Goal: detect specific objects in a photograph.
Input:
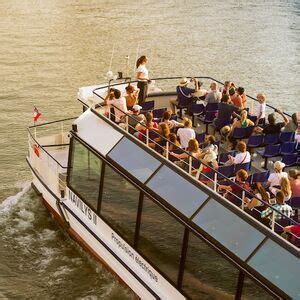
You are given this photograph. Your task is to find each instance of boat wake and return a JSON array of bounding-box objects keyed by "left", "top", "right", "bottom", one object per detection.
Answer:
[
  {"left": 0, "top": 182, "right": 31, "bottom": 214},
  {"left": 0, "top": 183, "right": 133, "bottom": 299}
]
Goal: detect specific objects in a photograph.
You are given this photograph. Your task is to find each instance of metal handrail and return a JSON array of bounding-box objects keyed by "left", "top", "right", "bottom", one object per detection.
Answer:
[
  {"left": 96, "top": 92, "right": 298, "bottom": 230},
  {"left": 27, "top": 118, "right": 71, "bottom": 169},
  {"left": 29, "top": 116, "right": 77, "bottom": 128},
  {"left": 92, "top": 76, "right": 292, "bottom": 117}
]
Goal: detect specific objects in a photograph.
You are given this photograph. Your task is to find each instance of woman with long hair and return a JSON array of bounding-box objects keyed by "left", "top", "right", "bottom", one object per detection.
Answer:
[
  {"left": 136, "top": 55, "right": 150, "bottom": 104},
  {"left": 125, "top": 84, "right": 140, "bottom": 110},
  {"left": 270, "top": 177, "right": 292, "bottom": 202}
]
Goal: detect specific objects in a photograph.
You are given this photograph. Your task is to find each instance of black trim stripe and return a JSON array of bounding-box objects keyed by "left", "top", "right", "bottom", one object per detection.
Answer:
[{"left": 26, "top": 158, "right": 162, "bottom": 300}]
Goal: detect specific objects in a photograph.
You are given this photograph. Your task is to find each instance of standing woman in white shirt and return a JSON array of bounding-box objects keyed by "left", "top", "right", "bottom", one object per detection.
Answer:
[{"left": 136, "top": 55, "right": 150, "bottom": 105}]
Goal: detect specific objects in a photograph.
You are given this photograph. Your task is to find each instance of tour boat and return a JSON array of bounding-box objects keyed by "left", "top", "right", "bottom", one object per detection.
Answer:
[{"left": 27, "top": 75, "right": 299, "bottom": 299}]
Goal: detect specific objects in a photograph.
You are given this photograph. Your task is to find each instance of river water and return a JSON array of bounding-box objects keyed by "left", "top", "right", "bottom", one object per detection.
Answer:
[{"left": 0, "top": 0, "right": 299, "bottom": 298}]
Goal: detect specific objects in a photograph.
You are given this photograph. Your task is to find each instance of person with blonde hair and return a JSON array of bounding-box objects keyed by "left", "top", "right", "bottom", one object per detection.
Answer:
[
  {"left": 176, "top": 118, "right": 195, "bottom": 149},
  {"left": 255, "top": 93, "right": 266, "bottom": 125},
  {"left": 267, "top": 161, "right": 288, "bottom": 187},
  {"left": 125, "top": 84, "right": 140, "bottom": 110},
  {"left": 270, "top": 177, "right": 292, "bottom": 202}
]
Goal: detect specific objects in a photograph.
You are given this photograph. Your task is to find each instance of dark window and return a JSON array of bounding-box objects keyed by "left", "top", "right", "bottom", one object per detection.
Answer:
[
  {"left": 242, "top": 275, "right": 274, "bottom": 299},
  {"left": 193, "top": 199, "right": 265, "bottom": 260},
  {"left": 107, "top": 137, "right": 161, "bottom": 183},
  {"left": 100, "top": 164, "right": 140, "bottom": 244},
  {"left": 137, "top": 196, "right": 184, "bottom": 283},
  {"left": 146, "top": 165, "right": 208, "bottom": 218},
  {"left": 182, "top": 231, "right": 239, "bottom": 299},
  {"left": 69, "top": 139, "right": 101, "bottom": 211},
  {"left": 248, "top": 239, "right": 300, "bottom": 299}
]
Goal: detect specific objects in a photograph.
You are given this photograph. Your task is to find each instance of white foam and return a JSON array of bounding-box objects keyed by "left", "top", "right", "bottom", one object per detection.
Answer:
[{"left": 0, "top": 182, "right": 31, "bottom": 214}]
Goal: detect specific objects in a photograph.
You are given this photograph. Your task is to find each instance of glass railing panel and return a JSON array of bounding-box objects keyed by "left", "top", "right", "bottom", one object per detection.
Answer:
[
  {"left": 146, "top": 165, "right": 208, "bottom": 218},
  {"left": 107, "top": 137, "right": 161, "bottom": 183},
  {"left": 137, "top": 196, "right": 184, "bottom": 283},
  {"left": 183, "top": 231, "right": 238, "bottom": 299},
  {"left": 193, "top": 199, "right": 265, "bottom": 260},
  {"left": 242, "top": 275, "right": 274, "bottom": 300},
  {"left": 248, "top": 239, "right": 300, "bottom": 299},
  {"left": 100, "top": 164, "right": 140, "bottom": 245}
]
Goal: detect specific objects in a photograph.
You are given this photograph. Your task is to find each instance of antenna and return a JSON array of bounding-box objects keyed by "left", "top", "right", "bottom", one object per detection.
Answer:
[
  {"left": 125, "top": 55, "right": 130, "bottom": 78},
  {"left": 106, "top": 44, "right": 115, "bottom": 80},
  {"left": 133, "top": 42, "right": 140, "bottom": 76}
]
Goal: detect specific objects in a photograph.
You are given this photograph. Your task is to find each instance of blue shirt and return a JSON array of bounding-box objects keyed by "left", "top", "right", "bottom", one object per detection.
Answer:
[{"left": 176, "top": 86, "right": 195, "bottom": 104}]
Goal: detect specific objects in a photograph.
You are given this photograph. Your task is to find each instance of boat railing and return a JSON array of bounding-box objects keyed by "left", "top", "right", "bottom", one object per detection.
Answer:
[
  {"left": 27, "top": 117, "right": 76, "bottom": 172},
  {"left": 92, "top": 93, "right": 299, "bottom": 245},
  {"left": 92, "top": 76, "right": 292, "bottom": 118}
]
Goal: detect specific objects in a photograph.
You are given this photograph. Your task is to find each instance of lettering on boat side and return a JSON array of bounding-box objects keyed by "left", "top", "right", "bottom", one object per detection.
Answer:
[
  {"left": 111, "top": 232, "right": 158, "bottom": 283},
  {"left": 68, "top": 190, "right": 97, "bottom": 225}
]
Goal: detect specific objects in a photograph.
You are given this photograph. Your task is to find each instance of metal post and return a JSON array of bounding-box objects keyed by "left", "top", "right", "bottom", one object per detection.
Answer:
[
  {"left": 61, "top": 121, "right": 64, "bottom": 144},
  {"left": 165, "top": 141, "right": 169, "bottom": 159},
  {"left": 241, "top": 191, "right": 245, "bottom": 210},
  {"left": 125, "top": 115, "right": 129, "bottom": 132},
  {"left": 271, "top": 211, "right": 275, "bottom": 232},
  {"left": 108, "top": 107, "right": 111, "bottom": 120},
  {"left": 188, "top": 156, "right": 192, "bottom": 174},
  {"left": 213, "top": 173, "right": 217, "bottom": 191},
  {"left": 250, "top": 99, "right": 254, "bottom": 115},
  {"left": 146, "top": 129, "right": 149, "bottom": 146}
]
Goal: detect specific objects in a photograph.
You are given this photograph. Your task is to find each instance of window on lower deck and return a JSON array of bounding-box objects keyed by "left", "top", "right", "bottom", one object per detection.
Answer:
[
  {"left": 137, "top": 196, "right": 184, "bottom": 284},
  {"left": 68, "top": 139, "right": 101, "bottom": 211},
  {"left": 182, "top": 231, "right": 239, "bottom": 299},
  {"left": 100, "top": 164, "right": 140, "bottom": 245}
]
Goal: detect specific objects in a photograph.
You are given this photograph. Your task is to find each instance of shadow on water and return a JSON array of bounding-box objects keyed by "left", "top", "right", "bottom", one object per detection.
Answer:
[{"left": 0, "top": 183, "right": 134, "bottom": 299}]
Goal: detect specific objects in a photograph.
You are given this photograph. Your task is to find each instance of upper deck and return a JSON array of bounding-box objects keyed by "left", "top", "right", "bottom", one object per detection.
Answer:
[{"left": 28, "top": 76, "right": 299, "bottom": 299}]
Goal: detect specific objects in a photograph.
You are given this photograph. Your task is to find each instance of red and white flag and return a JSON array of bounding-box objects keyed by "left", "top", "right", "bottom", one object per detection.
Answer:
[{"left": 33, "top": 106, "right": 41, "bottom": 122}]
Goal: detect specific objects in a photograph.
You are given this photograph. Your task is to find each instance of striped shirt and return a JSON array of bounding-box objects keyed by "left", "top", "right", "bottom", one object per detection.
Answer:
[{"left": 261, "top": 204, "right": 293, "bottom": 219}]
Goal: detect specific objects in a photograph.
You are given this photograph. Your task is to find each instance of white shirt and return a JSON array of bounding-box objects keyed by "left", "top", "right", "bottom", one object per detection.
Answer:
[
  {"left": 177, "top": 128, "right": 195, "bottom": 149},
  {"left": 234, "top": 151, "right": 251, "bottom": 164},
  {"left": 268, "top": 172, "right": 288, "bottom": 187},
  {"left": 257, "top": 102, "right": 266, "bottom": 119},
  {"left": 136, "top": 64, "right": 148, "bottom": 80},
  {"left": 107, "top": 97, "right": 127, "bottom": 122}
]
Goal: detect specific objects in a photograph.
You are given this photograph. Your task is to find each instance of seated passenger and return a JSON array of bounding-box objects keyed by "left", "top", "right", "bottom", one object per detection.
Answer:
[
  {"left": 255, "top": 93, "right": 266, "bottom": 125},
  {"left": 199, "top": 135, "right": 218, "bottom": 158},
  {"left": 135, "top": 112, "right": 159, "bottom": 140},
  {"left": 267, "top": 161, "right": 288, "bottom": 188},
  {"left": 282, "top": 112, "right": 298, "bottom": 133},
  {"left": 205, "top": 81, "right": 222, "bottom": 104},
  {"left": 159, "top": 110, "right": 183, "bottom": 131},
  {"left": 237, "top": 87, "right": 247, "bottom": 108},
  {"left": 221, "top": 81, "right": 232, "bottom": 95},
  {"left": 193, "top": 80, "right": 207, "bottom": 100},
  {"left": 255, "top": 111, "right": 288, "bottom": 135},
  {"left": 231, "top": 110, "right": 254, "bottom": 129},
  {"left": 245, "top": 183, "right": 270, "bottom": 211},
  {"left": 212, "top": 94, "right": 237, "bottom": 132},
  {"left": 225, "top": 141, "right": 251, "bottom": 165},
  {"left": 283, "top": 225, "right": 300, "bottom": 244},
  {"left": 288, "top": 169, "right": 300, "bottom": 197},
  {"left": 195, "top": 150, "right": 218, "bottom": 182},
  {"left": 171, "top": 138, "right": 201, "bottom": 161},
  {"left": 261, "top": 190, "right": 293, "bottom": 222},
  {"left": 169, "top": 78, "right": 197, "bottom": 114},
  {"left": 126, "top": 105, "right": 145, "bottom": 134},
  {"left": 229, "top": 87, "right": 243, "bottom": 109},
  {"left": 104, "top": 88, "right": 128, "bottom": 123},
  {"left": 218, "top": 169, "right": 250, "bottom": 207},
  {"left": 153, "top": 123, "right": 170, "bottom": 150},
  {"left": 225, "top": 110, "right": 254, "bottom": 149},
  {"left": 168, "top": 133, "right": 181, "bottom": 151},
  {"left": 177, "top": 118, "right": 196, "bottom": 149},
  {"left": 270, "top": 177, "right": 292, "bottom": 202},
  {"left": 125, "top": 84, "right": 140, "bottom": 110}
]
